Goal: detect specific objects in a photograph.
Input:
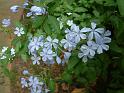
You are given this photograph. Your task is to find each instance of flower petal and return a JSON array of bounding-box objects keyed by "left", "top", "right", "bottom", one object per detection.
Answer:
[
  {"left": 91, "top": 22, "right": 96, "bottom": 29},
  {"left": 88, "top": 32, "right": 94, "bottom": 40}
]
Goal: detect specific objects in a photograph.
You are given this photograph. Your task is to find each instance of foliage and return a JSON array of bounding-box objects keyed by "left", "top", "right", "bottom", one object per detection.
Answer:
[{"left": 0, "top": 0, "right": 124, "bottom": 93}]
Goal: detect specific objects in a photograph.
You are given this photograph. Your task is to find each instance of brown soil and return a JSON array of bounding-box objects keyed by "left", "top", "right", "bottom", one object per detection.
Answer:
[{"left": 0, "top": 0, "right": 23, "bottom": 93}]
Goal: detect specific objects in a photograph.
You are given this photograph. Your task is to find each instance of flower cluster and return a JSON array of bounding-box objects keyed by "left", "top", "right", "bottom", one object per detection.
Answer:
[
  {"left": 28, "top": 35, "right": 72, "bottom": 65},
  {"left": 10, "top": 0, "right": 47, "bottom": 18},
  {"left": 61, "top": 23, "right": 86, "bottom": 51},
  {"left": 21, "top": 75, "right": 49, "bottom": 93},
  {"left": 28, "top": 21, "right": 111, "bottom": 64},
  {"left": 78, "top": 22, "right": 111, "bottom": 62},
  {"left": 0, "top": 47, "right": 15, "bottom": 60},
  {"left": 27, "top": 6, "right": 47, "bottom": 17}
]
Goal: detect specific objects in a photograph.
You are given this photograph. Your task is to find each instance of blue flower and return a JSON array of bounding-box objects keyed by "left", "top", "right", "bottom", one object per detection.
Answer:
[
  {"left": 21, "top": 78, "right": 28, "bottom": 88},
  {"left": 61, "top": 34, "right": 77, "bottom": 51},
  {"left": 0, "top": 47, "right": 8, "bottom": 60},
  {"left": 26, "top": 12, "right": 32, "bottom": 17},
  {"left": 2, "top": 19, "right": 11, "bottom": 27},
  {"left": 40, "top": 48, "right": 56, "bottom": 62},
  {"left": 65, "top": 24, "right": 86, "bottom": 43},
  {"left": 67, "top": 20, "right": 73, "bottom": 26},
  {"left": 14, "top": 27, "right": 25, "bottom": 37},
  {"left": 56, "top": 56, "right": 61, "bottom": 64},
  {"left": 28, "top": 76, "right": 40, "bottom": 91},
  {"left": 78, "top": 41, "right": 97, "bottom": 62},
  {"left": 10, "top": 5, "right": 20, "bottom": 13},
  {"left": 31, "top": 55, "right": 41, "bottom": 65},
  {"left": 95, "top": 30, "right": 111, "bottom": 54},
  {"left": 21, "top": 76, "right": 45, "bottom": 93},
  {"left": 27, "top": 6, "right": 47, "bottom": 17},
  {"left": 57, "top": 17, "right": 63, "bottom": 29},
  {"left": 22, "top": 70, "right": 29, "bottom": 75},
  {"left": 22, "top": 0, "right": 29, "bottom": 8},
  {"left": 10, "top": 48, "right": 15, "bottom": 56},
  {"left": 1, "top": 47, "right": 8, "bottom": 53},
  {"left": 44, "top": 36, "right": 59, "bottom": 49},
  {"left": 0, "top": 55, "right": 6, "bottom": 60},
  {"left": 81, "top": 22, "right": 104, "bottom": 40},
  {"left": 63, "top": 52, "right": 71, "bottom": 62},
  {"left": 28, "top": 36, "right": 44, "bottom": 55}
]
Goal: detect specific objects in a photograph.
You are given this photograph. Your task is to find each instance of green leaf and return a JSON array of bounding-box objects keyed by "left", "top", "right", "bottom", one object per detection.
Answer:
[
  {"left": 48, "top": 79, "right": 55, "bottom": 92},
  {"left": 74, "top": 63, "right": 88, "bottom": 75},
  {"left": 74, "top": 7, "right": 87, "bottom": 13},
  {"left": 32, "top": 16, "right": 46, "bottom": 29},
  {"left": 93, "top": 10, "right": 100, "bottom": 17},
  {"left": 67, "top": 51, "right": 79, "bottom": 70},
  {"left": 12, "top": 38, "right": 22, "bottom": 53},
  {"left": 62, "top": 71, "right": 72, "bottom": 84},
  {"left": 33, "top": 0, "right": 54, "bottom": 6},
  {"left": 117, "top": 90, "right": 124, "bottom": 93},
  {"left": 85, "top": 67, "right": 96, "bottom": 83},
  {"left": 117, "top": 0, "right": 124, "bottom": 16},
  {"left": 20, "top": 54, "right": 28, "bottom": 62},
  {"left": 15, "top": 41, "right": 21, "bottom": 53},
  {"left": 45, "top": 15, "right": 61, "bottom": 37},
  {"left": 0, "top": 63, "right": 14, "bottom": 80},
  {"left": 110, "top": 41, "right": 124, "bottom": 53},
  {"left": 120, "top": 58, "right": 124, "bottom": 71},
  {"left": 43, "top": 19, "right": 52, "bottom": 35},
  {"left": 13, "top": 20, "right": 23, "bottom": 27},
  {"left": 66, "top": 0, "right": 75, "bottom": 5},
  {"left": 95, "top": 0, "right": 115, "bottom": 6}
]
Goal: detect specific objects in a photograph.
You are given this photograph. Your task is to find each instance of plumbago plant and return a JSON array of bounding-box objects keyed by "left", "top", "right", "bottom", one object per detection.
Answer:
[{"left": 0, "top": 0, "right": 124, "bottom": 93}]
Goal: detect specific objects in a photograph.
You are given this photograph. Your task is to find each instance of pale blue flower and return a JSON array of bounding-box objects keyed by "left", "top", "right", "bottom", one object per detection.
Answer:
[
  {"left": 78, "top": 54, "right": 93, "bottom": 63},
  {"left": 44, "top": 36, "right": 59, "bottom": 49},
  {"left": 27, "top": 6, "right": 47, "bottom": 17},
  {"left": 67, "top": 20, "right": 73, "bottom": 26},
  {"left": 21, "top": 78, "right": 28, "bottom": 88},
  {"left": 78, "top": 41, "right": 97, "bottom": 62},
  {"left": 29, "top": 76, "right": 40, "bottom": 91},
  {"left": 22, "top": 70, "right": 29, "bottom": 75},
  {"left": 81, "top": 22, "right": 104, "bottom": 40},
  {"left": 61, "top": 34, "right": 77, "bottom": 51},
  {"left": 30, "top": 87, "right": 41, "bottom": 93},
  {"left": 45, "top": 89, "right": 51, "bottom": 93},
  {"left": 10, "top": 5, "right": 20, "bottom": 13},
  {"left": 20, "top": 76, "right": 45, "bottom": 93},
  {"left": 28, "top": 36, "right": 44, "bottom": 54},
  {"left": 95, "top": 30, "right": 111, "bottom": 54},
  {"left": 102, "top": 30, "right": 111, "bottom": 37},
  {"left": 95, "top": 37, "right": 111, "bottom": 54},
  {"left": 2, "top": 19, "right": 11, "bottom": 27},
  {"left": 57, "top": 17, "right": 63, "bottom": 29},
  {"left": 0, "top": 55, "right": 6, "bottom": 60},
  {"left": 31, "top": 55, "right": 41, "bottom": 65},
  {"left": 14, "top": 27, "right": 25, "bottom": 37},
  {"left": 65, "top": 24, "right": 86, "bottom": 43},
  {"left": 30, "top": 86, "right": 43, "bottom": 93},
  {"left": 63, "top": 52, "right": 71, "bottom": 62},
  {"left": 67, "top": 13, "right": 72, "bottom": 15},
  {"left": 22, "top": 0, "right": 29, "bottom": 8},
  {"left": 56, "top": 56, "right": 61, "bottom": 64},
  {"left": 10, "top": 48, "right": 15, "bottom": 56},
  {"left": 26, "top": 12, "right": 32, "bottom": 17},
  {"left": 1, "top": 47, "right": 8, "bottom": 53},
  {"left": 0, "top": 47, "right": 7, "bottom": 59},
  {"left": 40, "top": 48, "right": 56, "bottom": 62}
]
